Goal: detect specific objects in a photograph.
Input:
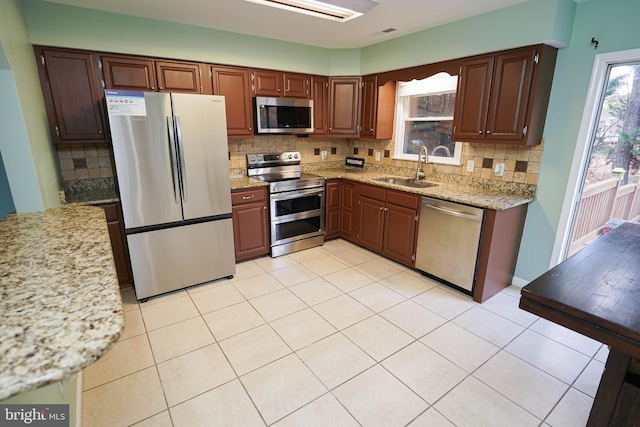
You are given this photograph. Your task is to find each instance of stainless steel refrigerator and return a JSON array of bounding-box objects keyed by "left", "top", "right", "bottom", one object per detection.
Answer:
[{"left": 105, "top": 90, "right": 235, "bottom": 300}]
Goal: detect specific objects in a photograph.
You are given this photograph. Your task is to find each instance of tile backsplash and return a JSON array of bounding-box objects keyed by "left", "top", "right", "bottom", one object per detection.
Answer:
[
  {"left": 57, "top": 144, "right": 114, "bottom": 181},
  {"left": 56, "top": 136, "right": 543, "bottom": 187}
]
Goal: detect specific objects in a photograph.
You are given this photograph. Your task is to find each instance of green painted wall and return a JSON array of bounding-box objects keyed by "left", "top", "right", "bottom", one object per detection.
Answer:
[
  {"left": 360, "top": 0, "right": 575, "bottom": 74},
  {"left": 515, "top": 0, "right": 640, "bottom": 281},
  {"left": 0, "top": 0, "right": 60, "bottom": 213},
  {"left": 23, "top": 0, "right": 336, "bottom": 75}
]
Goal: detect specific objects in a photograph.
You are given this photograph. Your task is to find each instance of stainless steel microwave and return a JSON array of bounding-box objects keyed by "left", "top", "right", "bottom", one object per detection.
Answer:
[{"left": 253, "top": 96, "right": 314, "bottom": 134}]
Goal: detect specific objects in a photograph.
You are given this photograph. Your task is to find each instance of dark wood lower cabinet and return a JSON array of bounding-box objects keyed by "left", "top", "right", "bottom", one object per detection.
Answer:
[
  {"left": 325, "top": 180, "right": 341, "bottom": 239},
  {"left": 232, "top": 188, "right": 269, "bottom": 262},
  {"left": 355, "top": 183, "right": 419, "bottom": 267},
  {"left": 98, "top": 202, "right": 133, "bottom": 287}
]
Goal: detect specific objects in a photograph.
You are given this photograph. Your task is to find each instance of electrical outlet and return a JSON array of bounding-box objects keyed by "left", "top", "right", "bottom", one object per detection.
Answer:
[
  {"left": 375, "top": 151, "right": 381, "bottom": 161},
  {"left": 494, "top": 162, "right": 505, "bottom": 176},
  {"left": 466, "top": 160, "right": 474, "bottom": 172},
  {"left": 321, "top": 150, "right": 327, "bottom": 160}
]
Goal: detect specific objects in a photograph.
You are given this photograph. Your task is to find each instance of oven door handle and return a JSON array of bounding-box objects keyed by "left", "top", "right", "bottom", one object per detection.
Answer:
[{"left": 269, "top": 187, "right": 324, "bottom": 201}]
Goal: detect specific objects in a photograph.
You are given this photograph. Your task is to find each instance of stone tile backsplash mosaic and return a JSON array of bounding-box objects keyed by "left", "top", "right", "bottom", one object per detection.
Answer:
[{"left": 56, "top": 136, "right": 543, "bottom": 187}]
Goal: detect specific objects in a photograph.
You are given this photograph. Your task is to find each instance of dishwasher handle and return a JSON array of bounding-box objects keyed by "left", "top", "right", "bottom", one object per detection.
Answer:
[{"left": 423, "top": 202, "right": 483, "bottom": 221}]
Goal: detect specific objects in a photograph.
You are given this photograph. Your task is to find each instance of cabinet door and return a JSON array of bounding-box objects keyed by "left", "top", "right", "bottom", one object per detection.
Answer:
[
  {"left": 232, "top": 189, "right": 269, "bottom": 262},
  {"left": 212, "top": 66, "right": 254, "bottom": 137},
  {"left": 360, "top": 75, "right": 377, "bottom": 138},
  {"left": 155, "top": 60, "right": 202, "bottom": 93},
  {"left": 35, "top": 47, "right": 108, "bottom": 144},
  {"left": 325, "top": 181, "right": 341, "bottom": 239},
  {"left": 100, "top": 203, "right": 133, "bottom": 285},
  {"left": 329, "top": 77, "right": 361, "bottom": 137},
  {"left": 452, "top": 56, "right": 494, "bottom": 141},
  {"left": 340, "top": 182, "right": 355, "bottom": 238},
  {"left": 233, "top": 202, "right": 269, "bottom": 261},
  {"left": 383, "top": 203, "right": 417, "bottom": 266},
  {"left": 102, "top": 55, "right": 156, "bottom": 91},
  {"left": 284, "top": 72, "right": 309, "bottom": 98},
  {"left": 485, "top": 48, "right": 536, "bottom": 141},
  {"left": 357, "top": 196, "right": 385, "bottom": 252},
  {"left": 311, "top": 75, "right": 329, "bottom": 135},
  {"left": 253, "top": 69, "right": 283, "bottom": 97}
]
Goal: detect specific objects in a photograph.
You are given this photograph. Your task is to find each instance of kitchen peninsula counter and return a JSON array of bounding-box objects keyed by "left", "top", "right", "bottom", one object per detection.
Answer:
[{"left": 0, "top": 206, "right": 124, "bottom": 400}]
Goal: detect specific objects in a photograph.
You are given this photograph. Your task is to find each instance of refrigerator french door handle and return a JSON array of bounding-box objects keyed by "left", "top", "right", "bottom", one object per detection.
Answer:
[
  {"left": 166, "top": 116, "right": 180, "bottom": 204},
  {"left": 174, "top": 116, "right": 188, "bottom": 202}
]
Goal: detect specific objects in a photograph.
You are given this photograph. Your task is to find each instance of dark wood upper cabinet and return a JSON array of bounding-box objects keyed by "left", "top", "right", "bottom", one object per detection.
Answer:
[
  {"left": 101, "top": 55, "right": 156, "bottom": 91},
  {"left": 211, "top": 65, "right": 253, "bottom": 137},
  {"left": 252, "top": 69, "right": 309, "bottom": 98},
  {"left": 452, "top": 56, "right": 494, "bottom": 141},
  {"left": 155, "top": 60, "right": 204, "bottom": 94},
  {"left": 328, "top": 77, "right": 361, "bottom": 137},
  {"left": 452, "top": 44, "right": 557, "bottom": 145},
  {"left": 34, "top": 46, "right": 108, "bottom": 144},
  {"left": 360, "top": 75, "right": 396, "bottom": 139},
  {"left": 283, "top": 72, "right": 309, "bottom": 98},
  {"left": 311, "top": 75, "right": 329, "bottom": 135},
  {"left": 252, "top": 69, "right": 282, "bottom": 97}
]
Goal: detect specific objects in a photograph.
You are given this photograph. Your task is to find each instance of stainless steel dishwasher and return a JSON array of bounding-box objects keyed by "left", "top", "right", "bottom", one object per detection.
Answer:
[{"left": 415, "top": 197, "right": 484, "bottom": 293}]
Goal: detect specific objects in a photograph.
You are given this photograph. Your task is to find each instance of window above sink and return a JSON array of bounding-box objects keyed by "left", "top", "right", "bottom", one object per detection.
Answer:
[{"left": 393, "top": 73, "right": 462, "bottom": 166}]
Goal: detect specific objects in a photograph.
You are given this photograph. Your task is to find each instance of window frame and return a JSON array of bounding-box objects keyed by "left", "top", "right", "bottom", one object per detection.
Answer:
[{"left": 393, "top": 73, "right": 462, "bottom": 166}]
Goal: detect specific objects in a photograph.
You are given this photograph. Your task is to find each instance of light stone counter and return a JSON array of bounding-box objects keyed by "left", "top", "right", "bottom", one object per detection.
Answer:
[
  {"left": 229, "top": 166, "right": 535, "bottom": 211},
  {"left": 0, "top": 206, "right": 124, "bottom": 400}
]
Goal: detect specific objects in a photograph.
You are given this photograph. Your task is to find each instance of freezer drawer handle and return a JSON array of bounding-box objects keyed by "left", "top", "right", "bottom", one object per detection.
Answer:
[
  {"left": 166, "top": 116, "right": 180, "bottom": 204},
  {"left": 174, "top": 116, "right": 188, "bottom": 202},
  {"left": 423, "top": 203, "right": 482, "bottom": 221}
]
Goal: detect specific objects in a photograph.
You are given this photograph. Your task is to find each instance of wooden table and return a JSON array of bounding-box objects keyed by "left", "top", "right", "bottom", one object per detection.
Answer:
[{"left": 519, "top": 222, "right": 640, "bottom": 426}]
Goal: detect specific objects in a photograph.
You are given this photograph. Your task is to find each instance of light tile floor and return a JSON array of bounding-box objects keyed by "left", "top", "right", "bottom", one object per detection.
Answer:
[{"left": 82, "top": 239, "right": 606, "bottom": 427}]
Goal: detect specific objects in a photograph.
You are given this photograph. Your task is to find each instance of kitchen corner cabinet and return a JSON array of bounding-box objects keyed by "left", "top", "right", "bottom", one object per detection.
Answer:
[
  {"left": 231, "top": 188, "right": 269, "bottom": 262},
  {"left": 98, "top": 202, "right": 133, "bottom": 287},
  {"left": 360, "top": 75, "right": 396, "bottom": 139},
  {"left": 252, "top": 69, "right": 310, "bottom": 98},
  {"left": 211, "top": 66, "right": 254, "bottom": 137},
  {"left": 325, "top": 180, "right": 341, "bottom": 239},
  {"left": 311, "top": 75, "right": 329, "bottom": 135},
  {"left": 452, "top": 44, "right": 557, "bottom": 145},
  {"left": 102, "top": 54, "right": 208, "bottom": 94},
  {"left": 328, "top": 77, "right": 361, "bottom": 137},
  {"left": 355, "top": 183, "right": 419, "bottom": 267},
  {"left": 34, "top": 46, "right": 108, "bottom": 144}
]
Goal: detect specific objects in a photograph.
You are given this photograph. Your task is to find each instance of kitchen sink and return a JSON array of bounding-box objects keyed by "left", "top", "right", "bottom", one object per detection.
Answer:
[{"left": 374, "top": 177, "right": 438, "bottom": 188}]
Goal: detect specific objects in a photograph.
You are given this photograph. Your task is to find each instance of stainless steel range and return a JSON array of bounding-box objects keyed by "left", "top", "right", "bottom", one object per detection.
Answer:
[{"left": 247, "top": 152, "right": 325, "bottom": 257}]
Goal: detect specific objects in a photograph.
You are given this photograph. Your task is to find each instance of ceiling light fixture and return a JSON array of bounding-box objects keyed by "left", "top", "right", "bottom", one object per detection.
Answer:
[{"left": 246, "top": 0, "right": 379, "bottom": 22}]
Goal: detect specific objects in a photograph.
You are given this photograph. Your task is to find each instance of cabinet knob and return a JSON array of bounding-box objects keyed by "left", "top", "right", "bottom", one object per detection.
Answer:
[
  {"left": 263, "top": 206, "right": 266, "bottom": 210},
  {"left": 248, "top": 127, "right": 252, "bottom": 131},
  {"left": 151, "top": 86, "right": 155, "bottom": 90},
  {"left": 159, "top": 86, "right": 164, "bottom": 90},
  {"left": 486, "top": 130, "right": 491, "bottom": 134},
  {"left": 277, "top": 89, "right": 281, "bottom": 92},
  {"left": 478, "top": 131, "right": 482, "bottom": 134},
  {"left": 370, "top": 128, "right": 373, "bottom": 132},
  {"left": 379, "top": 207, "right": 383, "bottom": 211},
  {"left": 98, "top": 130, "right": 103, "bottom": 134}
]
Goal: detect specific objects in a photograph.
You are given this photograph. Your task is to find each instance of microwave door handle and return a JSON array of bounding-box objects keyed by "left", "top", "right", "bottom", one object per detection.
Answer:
[
  {"left": 174, "top": 116, "right": 188, "bottom": 202},
  {"left": 166, "top": 116, "right": 180, "bottom": 204}
]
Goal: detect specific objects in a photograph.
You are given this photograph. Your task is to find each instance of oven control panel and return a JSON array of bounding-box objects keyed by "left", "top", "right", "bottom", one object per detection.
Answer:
[{"left": 247, "top": 152, "right": 301, "bottom": 168}]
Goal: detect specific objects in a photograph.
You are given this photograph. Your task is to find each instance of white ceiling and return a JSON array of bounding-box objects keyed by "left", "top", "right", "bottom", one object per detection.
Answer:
[{"left": 42, "top": 0, "right": 531, "bottom": 49}]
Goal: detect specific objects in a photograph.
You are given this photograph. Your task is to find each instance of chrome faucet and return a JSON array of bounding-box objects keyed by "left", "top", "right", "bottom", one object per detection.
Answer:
[{"left": 416, "top": 145, "right": 428, "bottom": 181}]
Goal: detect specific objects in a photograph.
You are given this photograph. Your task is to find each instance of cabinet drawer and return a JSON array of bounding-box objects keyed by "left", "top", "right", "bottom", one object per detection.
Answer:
[
  {"left": 232, "top": 188, "right": 266, "bottom": 205},
  {"left": 386, "top": 190, "right": 419, "bottom": 210},
  {"left": 359, "top": 184, "right": 385, "bottom": 201}
]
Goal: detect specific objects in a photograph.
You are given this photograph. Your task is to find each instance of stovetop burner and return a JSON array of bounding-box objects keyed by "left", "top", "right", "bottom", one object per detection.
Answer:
[{"left": 247, "top": 152, "right": 324, "bottom": 193}]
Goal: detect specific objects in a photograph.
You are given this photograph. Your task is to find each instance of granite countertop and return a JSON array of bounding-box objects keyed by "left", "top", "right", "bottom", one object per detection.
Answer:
[
  {"left": 0, "top": 206, "right": 124, "bottom": 400},
  {"left": 229, "top": 167, "right": 535, "bottom": 211}
]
